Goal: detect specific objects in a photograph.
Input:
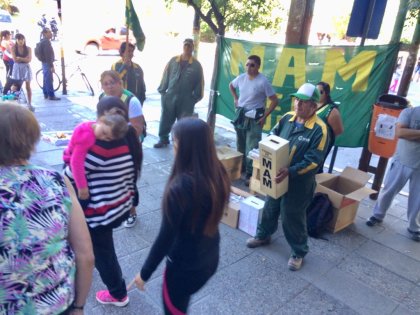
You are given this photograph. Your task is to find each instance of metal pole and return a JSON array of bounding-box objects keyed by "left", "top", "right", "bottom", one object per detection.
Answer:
[{"left": 56, "top": 0, "right": 67, "bottom": 95}]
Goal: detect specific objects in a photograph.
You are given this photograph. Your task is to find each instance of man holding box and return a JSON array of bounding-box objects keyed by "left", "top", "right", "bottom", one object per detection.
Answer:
[
  {"left": 229, "top": 55, "right": 278, "bottom": 185},
  {"left": 246, "top": 83, "right": 329, "bottom": 271},
  {"left": 366, "top": 106, "right": 420, "bottom": 242}
]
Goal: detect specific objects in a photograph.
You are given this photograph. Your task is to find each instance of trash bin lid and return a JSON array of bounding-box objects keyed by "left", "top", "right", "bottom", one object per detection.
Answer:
[{"left": 377, "top": 94, "right": 408, "bottom": 109}]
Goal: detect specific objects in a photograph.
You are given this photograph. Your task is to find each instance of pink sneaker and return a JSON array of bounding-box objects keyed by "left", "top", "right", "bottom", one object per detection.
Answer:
[{"left": 96, "top": 290, "right": 129, "bottom": 307}]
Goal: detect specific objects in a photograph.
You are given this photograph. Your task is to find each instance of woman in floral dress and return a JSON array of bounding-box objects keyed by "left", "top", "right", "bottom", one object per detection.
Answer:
[{"left": 0, "top": 104, "right": 94, "bottom": 314}]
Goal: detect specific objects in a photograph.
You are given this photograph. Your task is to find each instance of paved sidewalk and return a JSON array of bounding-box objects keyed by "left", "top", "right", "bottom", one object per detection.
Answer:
[{"left": 29, "top": 91, "right": 420, "bottom": 315}]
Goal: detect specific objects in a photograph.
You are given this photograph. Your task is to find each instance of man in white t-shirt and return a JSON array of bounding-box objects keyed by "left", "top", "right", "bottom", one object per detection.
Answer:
[
  {"left": 229, "top": 55, "right": 278, "bottom": 185},
  {"left": 366, "top": 106, "right": 420, "bottom": 242}
]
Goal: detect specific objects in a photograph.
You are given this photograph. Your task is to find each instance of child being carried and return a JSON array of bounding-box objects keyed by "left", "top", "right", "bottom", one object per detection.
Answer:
[{"left": 63, "top": 108, "right": 128, "bottom": 201}]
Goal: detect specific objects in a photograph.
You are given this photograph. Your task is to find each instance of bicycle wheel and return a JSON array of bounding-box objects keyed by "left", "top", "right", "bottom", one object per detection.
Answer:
[
  {"left": 35, "top": 69, "right": 61, "bottom": 92},
  {"left": 81, "top": 73, "right": 95, "bottom": 96}
]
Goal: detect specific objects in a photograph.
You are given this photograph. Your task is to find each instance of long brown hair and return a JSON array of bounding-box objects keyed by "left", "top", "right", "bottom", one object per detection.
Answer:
[{"left": 163, "top": 118, "right": 230, "bottom": 236}]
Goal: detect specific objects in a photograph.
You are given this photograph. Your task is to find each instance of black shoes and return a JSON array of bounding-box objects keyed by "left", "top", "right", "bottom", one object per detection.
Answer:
[
  {"left": 407, "top": 228, "right": 420, "bottom": 242},
  {"left": 48, "top": 96, "right": 61, "bottom": 101},
  {"left": 366, "top": 216, "right": 382, "bottom": 227},
  {"left": 153, "top": 140, "right": 169, "bottom": 148},
  {"left": 246, "top": 236, "right": 271, "bottom": 248}
]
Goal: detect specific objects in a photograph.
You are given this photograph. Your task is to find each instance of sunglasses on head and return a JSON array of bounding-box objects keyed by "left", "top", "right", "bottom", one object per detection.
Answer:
[{"left": 246, "top": 63, "right": 256, "bottom": 68}]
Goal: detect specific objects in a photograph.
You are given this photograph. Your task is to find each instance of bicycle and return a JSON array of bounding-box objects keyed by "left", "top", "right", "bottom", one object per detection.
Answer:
[{"left": 36, "top": 60, "right": 95, "bottom": 96}]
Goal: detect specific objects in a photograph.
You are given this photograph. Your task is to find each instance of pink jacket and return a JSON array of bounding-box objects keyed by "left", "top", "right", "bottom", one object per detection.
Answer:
[{"left": 63, "top": 121, "right": 96, "bottom": 189}]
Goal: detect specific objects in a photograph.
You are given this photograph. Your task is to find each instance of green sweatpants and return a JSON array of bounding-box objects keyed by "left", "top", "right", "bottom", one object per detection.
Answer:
[
  {"left": 256, "top": 176, "right": 315, "bottom": 258},
  {"left": 235, "top": 119, "right": 262, "bottom": 177},
  {"left": 158, "top": 93, "right": 195, "bottom": 142}
]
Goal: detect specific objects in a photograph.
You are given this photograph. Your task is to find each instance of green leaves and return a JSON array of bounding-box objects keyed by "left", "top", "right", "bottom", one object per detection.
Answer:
[{"left": 165, "top": 0, "right": 285, "bottom": 36}]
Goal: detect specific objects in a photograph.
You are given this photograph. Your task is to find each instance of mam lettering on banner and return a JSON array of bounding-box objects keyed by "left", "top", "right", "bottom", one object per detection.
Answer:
[{"left": 217, "top": 37, "right": 399, "bottom": 147}]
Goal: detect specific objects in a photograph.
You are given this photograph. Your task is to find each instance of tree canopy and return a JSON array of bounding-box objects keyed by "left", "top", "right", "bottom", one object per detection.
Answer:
[{"left": 165, "top": 0, "right": 285, "bottom": 36}]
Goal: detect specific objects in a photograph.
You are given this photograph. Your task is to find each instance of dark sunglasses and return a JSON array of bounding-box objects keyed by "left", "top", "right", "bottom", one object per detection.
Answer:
[{"left": 246, "top": 63, "right": 256, "bottom": 68}]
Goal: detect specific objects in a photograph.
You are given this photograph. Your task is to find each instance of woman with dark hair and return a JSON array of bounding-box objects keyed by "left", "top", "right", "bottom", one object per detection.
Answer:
[
  {"left": 0, "top": 104, "right": 94, "bottom": 314},
  {"left": 316, "top": 81, "right": 344, "bottom": 172},
  {"left": 64, "top": 96, "right": 141, "bottom": 308},
  {"left": 11, "top": 33, "right": 34, "bottom": 111},
  {"left": 133, "top": 117, "right": 231, "bottom": 314},
  {"left": 100, "top": 70, "right": 146, "bottom": 228}
]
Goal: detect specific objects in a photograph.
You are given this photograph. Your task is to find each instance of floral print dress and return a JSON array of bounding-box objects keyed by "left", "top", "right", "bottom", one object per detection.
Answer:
[{"left": 0, "top": 165, "right": 76, "bottom": 315}]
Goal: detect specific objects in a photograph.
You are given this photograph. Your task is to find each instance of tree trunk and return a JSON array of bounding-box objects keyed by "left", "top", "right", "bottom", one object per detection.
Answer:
[
  {"left": 398, "top": 11, "right": 420, "bottom": 96},
  {"left": 193, "top": 11, "right": 200, "bottom": 58},
  {"left": 285, "top": 0, "right": 315, "bottom": 45}
]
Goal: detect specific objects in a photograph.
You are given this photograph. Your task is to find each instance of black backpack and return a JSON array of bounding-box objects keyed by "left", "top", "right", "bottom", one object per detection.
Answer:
[
  {"left": 34, "top": 42, "right": 44, "bottom": 62},
  {"left": 306, "top": 192, "right": 333, "bottom": 239}
]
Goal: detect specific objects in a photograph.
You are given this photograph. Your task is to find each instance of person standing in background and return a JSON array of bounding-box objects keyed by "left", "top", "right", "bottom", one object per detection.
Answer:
[
  {"left": 229, "top": 55, "right": 278, "bottom": 185},
  {"left": 11, "top": 33, "right": 34, "bottom": 111},
  {"left": 112, "top": 42, "right": 146, "bottom": 105},
  {"left": 366, "top": 106, "right": 420, "bottom": 242},
  {"left": 316, "top": 82, "right": 343, "bottom": 173},
  {"left": 154, "top": 38, "right": 204, "bottom": 148},
  {"left": 1, "top": 30, "right": 14, "bottom": 79},
  {"left": 38, "top": 27, "right": 60, "bottom": 100}
]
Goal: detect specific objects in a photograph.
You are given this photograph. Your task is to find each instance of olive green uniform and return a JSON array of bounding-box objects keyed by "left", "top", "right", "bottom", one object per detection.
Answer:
[
  {"left": 256, "top": 111, "right": 329, "bottom": 257},
  {"left": 157, "top": 55, "right": 204, "bottom": 142}
]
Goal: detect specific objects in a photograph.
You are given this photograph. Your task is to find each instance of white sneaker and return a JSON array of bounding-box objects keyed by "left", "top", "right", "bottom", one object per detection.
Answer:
[{"left": 124, "top": 214, "right": 137, "bottom": 228}]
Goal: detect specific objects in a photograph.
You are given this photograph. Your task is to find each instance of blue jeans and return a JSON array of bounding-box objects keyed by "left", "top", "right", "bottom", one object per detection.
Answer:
[{"left": 42, "top": 62, "right": 55, "bottom": 97}]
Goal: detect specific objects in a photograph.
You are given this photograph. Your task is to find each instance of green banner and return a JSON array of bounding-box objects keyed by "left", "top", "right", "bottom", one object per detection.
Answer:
[{"left": 214, "top": 37, "right": 399, "bottom": 147}]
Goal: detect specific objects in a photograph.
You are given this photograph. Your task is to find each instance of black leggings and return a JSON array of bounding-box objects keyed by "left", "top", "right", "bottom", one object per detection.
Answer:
[
  {"left": 3, "top": 59, "right": 13, "bottom": 78},
  {"left": 89, "top": 226, "right": 127, "bottom": 299},
  {"left": 162, "top": 262, "right": 217, "bottom": 314}
]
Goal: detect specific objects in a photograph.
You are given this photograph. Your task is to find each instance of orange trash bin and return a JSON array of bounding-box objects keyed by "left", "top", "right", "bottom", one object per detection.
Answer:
[{"left": 368, "top": 94, "right": 408, "bottom": 158}]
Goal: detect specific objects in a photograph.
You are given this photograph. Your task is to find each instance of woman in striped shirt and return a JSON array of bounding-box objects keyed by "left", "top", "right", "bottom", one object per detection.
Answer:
[{"left": 64, "top": 96, "right": 141, "bottom": 308}]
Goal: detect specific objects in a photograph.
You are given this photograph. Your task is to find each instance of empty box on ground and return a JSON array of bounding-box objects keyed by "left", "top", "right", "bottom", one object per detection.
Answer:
[
  {"left": 315, "top": 167, "right": 376, "bottom": 233},
  {"left": 216, "top": 146, "right": 243, "bottom": 181},
  {"left": 221, "top": 186, "right": 253, "bottom": 228},
  {"left": 259, "top": 135, "right": 289, "bottom": 198},
  {"left": 238, "top": 196, "right": 265, "bottom": 236}
]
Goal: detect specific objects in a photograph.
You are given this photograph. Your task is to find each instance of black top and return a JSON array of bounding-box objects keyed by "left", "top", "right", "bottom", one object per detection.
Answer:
[
  {"left": 140, "top": 174, "right": 220, "bottom": 281},
  {"left": 39, "top": 38, "right": 54, "bottom": 66}
]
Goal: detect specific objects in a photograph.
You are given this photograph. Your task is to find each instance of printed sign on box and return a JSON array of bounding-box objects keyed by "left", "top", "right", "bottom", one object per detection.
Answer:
[{"left": 259, "top": 135, "right": 289, "bottom": 198}]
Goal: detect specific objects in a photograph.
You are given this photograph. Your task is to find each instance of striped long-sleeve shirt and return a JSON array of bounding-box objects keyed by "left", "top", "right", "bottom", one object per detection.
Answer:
[{"left": 64, "top": 138, "right": 136, "bottom": 228}]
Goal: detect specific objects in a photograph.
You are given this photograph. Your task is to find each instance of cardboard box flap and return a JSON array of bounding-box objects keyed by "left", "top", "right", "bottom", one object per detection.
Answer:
[
  {"left": 315, "top": 183, "right": 344, "bottom": 209},
  {"left": 315, "top": 173, "right": 335, "bottom": 184},
  {"left": 340, "top": 167, "right": 372, "bottom": 186},
  {"left": 346, "top": 186, "right": 376, "bottom": 201},
  {"left": 217, "top": 146, "right": 242, "bottom": 159}
]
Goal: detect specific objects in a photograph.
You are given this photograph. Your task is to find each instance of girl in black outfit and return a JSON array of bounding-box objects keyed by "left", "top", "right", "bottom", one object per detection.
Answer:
[{"left": 133, "top": 117, "right": 231, "bottom": 314}]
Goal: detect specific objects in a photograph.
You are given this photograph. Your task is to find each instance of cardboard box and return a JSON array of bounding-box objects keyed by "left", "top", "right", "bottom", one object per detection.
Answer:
[
  {"left": 315, "top": 167, "right": 376, "bottom": 233},
  {"left": 221, "top": 186, "right": 253, "bottom": 228},
  {"left": 259, "top": 135, "right": 289, "bottom": 198},
  {"left": 238, "top": 196, "right": 265, "bottom": 236},
  {"left": 217, "top": 146, "right": 243, "bottom": 181}
]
